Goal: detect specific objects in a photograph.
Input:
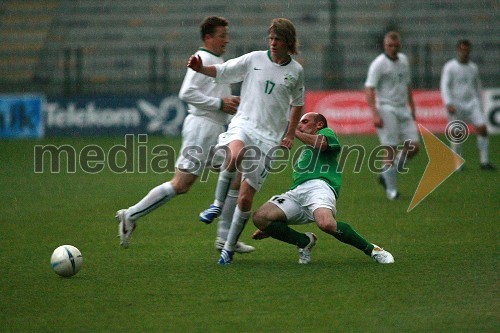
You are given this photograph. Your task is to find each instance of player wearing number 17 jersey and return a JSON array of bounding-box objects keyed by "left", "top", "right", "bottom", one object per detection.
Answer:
[
  {"left": 215, "top": 49, "right": 304, "bottom": 146},
  {"left": 187, "top": 18, "right": 304, "bottom": 265}
]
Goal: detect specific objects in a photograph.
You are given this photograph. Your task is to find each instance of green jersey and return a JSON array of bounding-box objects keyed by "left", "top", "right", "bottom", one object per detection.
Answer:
[{"left": 290, "top": 127, "right": 342, "bottom": 198}]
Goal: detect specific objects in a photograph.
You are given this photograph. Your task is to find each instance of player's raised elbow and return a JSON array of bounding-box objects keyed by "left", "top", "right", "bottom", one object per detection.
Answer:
[{"left": 317, "top": 136, "right": 328, "bottom": 152}]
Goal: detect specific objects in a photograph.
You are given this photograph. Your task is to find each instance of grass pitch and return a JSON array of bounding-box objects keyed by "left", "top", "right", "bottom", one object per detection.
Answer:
[{"left": 0, "top": 134, "right": 498, "bottom": 332}]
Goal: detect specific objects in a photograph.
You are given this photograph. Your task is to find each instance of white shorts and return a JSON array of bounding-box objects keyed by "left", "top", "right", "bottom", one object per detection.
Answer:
[
  {"left": 448, "top": 102, "right": 486, "bottom": 127},
  {"left": 216, "top": 124, "right": 277, "bottom": 192},
  {"left": 175, "top": 114, "right": 226, "bottom": 176},
  {"left": 267, "top": 179, "right": 337, "bottom": 225},
  {"left": 377, "top": 104, "right": 419, "bottom": 146}
]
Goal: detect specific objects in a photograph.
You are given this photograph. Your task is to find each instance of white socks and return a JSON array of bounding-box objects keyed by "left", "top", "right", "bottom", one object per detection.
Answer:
[
  {"left": 382, "top": 163, "right": 398, "bottom": 199},
  {"left": 223, "top": 206, "right": 251, "bottom": 252},
  {"left": 477, "top": 135, "right": 489, "bottom": 164},
  {"left": 217, "top": 189, "right": 239, "bottom": 240},
  {"left": 126, "top": 182, "right": 176, "bottom": 222},
  {"left": 452, "top": 136, "right": 489, "bottom": 165},
  {"left": 451, "top": 142, "right": 463, "bottom": 157},
  {"left": 213, "top": 169, "right": 236, "bottom": 207}
]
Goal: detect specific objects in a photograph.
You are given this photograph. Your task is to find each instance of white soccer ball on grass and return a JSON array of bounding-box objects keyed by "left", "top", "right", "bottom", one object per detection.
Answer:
[{"left": 50, "top": 245, "right": 83, "bottom": 277}]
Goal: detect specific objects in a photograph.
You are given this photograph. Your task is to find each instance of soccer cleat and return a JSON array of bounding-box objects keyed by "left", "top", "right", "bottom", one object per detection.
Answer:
[
  {"left": 298, "top": 232, "right": 317, "bottom": 264},
  {"left": 370, "top": 244, "right": 395, "bottom": 264},
  {"left": 215, "top": 237, "right": 255, "bottom": 253},
  {"left": 217, "top": 249, "right": 234, "bottom": 265},
  {"left": 480, "top": 162, "right": 496, "bottom": 171},
  {"left": 115, "top": 209, "right": 136, "bottom": 248},
  {"left": 199, "top": 204, "right": 222, "bottom": 224},
  {"left": 386, "top": 189, "right": 400, "bottom": 201},
  {"left": 380, "top": 176, "right": 399, "bottom": 200}
]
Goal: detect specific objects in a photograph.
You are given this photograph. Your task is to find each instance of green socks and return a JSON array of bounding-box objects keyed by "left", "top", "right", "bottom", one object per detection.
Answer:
[
  {"left": 263, "top": 221, "right": 310, "bottom": 248},
  {"left": 263, "top": 220, "right": 375, "bottom": 255},
  {"left": 333, "top": 221, "right": 374, "bottom": 255}
]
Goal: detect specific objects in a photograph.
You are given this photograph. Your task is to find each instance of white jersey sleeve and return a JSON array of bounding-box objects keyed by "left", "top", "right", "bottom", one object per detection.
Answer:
[
  {"left": 178, "top": 49, "right": 232, "bottom": 125},
  {"left": 214, "top": 52, "right": 252, "bottom": 84},
  {"left": 365, "top": 55, "right": 382, "bottom": 89},
  {"left": 440, "top": 60, "right": 454, "bottom": 106},
  {"left": 440, "top": 59, "right": 482, "bottom": 110},
  {"left": 365, "top": 53, "right": 410, "bottom": 107}
]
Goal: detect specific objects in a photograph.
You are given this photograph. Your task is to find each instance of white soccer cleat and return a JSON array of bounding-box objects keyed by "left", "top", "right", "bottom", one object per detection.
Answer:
[
  {"left": 379, "top": 176, "right": 400, "bottom": 201},
  {"left": 371, "top": 244, "right": 395, "bottom": 264},
  {"left": 215, "top": 237, "right": 255, "bottom": 253},
  {"left": 115, "top": 209, "right": 136, "bottom": 248},
  {"left": 298, "top": 232, "right": 317, "bottom": 264},
  {"left": 386, "top": 190, "right": 400, "bottom": 201}
]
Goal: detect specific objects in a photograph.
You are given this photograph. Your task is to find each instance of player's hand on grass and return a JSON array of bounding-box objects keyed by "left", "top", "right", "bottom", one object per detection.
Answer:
[{"left": 252, "top": 229, "right": 270, "bottom": 240}]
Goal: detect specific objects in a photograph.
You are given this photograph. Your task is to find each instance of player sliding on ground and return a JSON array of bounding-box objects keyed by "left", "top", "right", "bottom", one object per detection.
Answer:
[{"left": 251, "top": 112, "right": 394, "bottom": 264}]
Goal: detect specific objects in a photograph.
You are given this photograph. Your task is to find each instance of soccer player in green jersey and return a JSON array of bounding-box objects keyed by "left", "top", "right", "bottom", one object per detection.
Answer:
[{"left": 252, "top": 112, "right": 395, "bottom": 264}]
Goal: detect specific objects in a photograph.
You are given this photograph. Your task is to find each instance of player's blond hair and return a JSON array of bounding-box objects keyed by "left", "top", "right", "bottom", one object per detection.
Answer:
[
  {"left": 268, "top": 18, "right": 299, "bottom": 55},
  {"left": 384, "top": 31, "right": 401, "bottom": 42}
]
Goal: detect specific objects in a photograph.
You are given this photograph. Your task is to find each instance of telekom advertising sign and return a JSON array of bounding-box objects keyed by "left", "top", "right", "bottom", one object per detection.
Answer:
[{"left": 305, "top": 90, "right": 449, "bottom": 134}]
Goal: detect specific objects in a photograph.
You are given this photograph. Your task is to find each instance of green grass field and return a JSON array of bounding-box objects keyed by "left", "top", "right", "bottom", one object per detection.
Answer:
[{"left": 1, "top": 134, "right": 498, "bottom": 332}]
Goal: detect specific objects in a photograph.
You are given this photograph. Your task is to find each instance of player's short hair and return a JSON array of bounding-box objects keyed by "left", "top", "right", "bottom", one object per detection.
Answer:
[
  {"left": 313, "top": 113, "right": 328, "bottom": 129},
  {"left": 200, "top": 16, "right": 228, "bottom": 41},
  {"left": 384, "top": 31, "right": 401, "bottom": 42},
  {"left": 456, "top": 39, "right": 471, "bottom": 48},
  {"left": 268, "top": 18, "right": 299, "bottom": 54}
]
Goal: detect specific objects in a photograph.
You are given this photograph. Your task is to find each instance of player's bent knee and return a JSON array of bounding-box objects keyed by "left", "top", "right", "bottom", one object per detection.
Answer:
[
  {"left": 237, "top": 195, "right": 253, "bottom": 212},
  {"left": 317, "top": 221, "right": 337, "bottom": 234},
  {"left": 252, "top": 209, "right": 267, "bottom": 229}
]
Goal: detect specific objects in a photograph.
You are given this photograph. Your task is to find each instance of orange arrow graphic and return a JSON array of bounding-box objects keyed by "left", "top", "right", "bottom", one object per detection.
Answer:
[{"left": 408, "top": 124, "right": 465, "bottom": 212}]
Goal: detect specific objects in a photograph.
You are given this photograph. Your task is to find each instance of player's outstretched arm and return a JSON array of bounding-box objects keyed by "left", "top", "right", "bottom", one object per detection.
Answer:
[{"left": 187, "top": 54, "right": 217, "bottom": 78}]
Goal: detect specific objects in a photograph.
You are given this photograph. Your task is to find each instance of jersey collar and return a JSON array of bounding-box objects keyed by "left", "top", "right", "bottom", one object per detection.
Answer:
[
  {"left": 199, "top": 47, "right": 222, "bottom": 57},
  {"left": 384, "top": 53, "right": 399, "bottom": 61},
  {"left": 267, "top": 50, "right": 292, "bottom": 66}
]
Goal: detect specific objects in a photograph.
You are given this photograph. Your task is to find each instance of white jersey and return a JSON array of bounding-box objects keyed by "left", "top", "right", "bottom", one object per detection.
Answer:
[
  {"left": 179, "top": 48, "right": 232, "bottom": 125},
  {"left": 440, "top": 58, "right": 482, "bottom": 111},
  {"left": 365, "top": 53, "right": 411, "bottom": 108},
  {"left": 214, "top": 50, "right": 304, "bottom": 144}
]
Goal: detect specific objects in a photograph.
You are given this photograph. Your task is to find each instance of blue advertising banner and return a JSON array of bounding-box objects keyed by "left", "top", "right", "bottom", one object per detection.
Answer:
[
  {"left": 0, "top": 95, "right": 44, "bottom": 139},
  {"left": 44, "top": 95, "right": 187, "bottom": 136}
]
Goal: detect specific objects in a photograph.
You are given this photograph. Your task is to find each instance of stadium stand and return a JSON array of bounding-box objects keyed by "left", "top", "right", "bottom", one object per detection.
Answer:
[{"left": 0, "top": 0, "right": 498, "bottom": 95}]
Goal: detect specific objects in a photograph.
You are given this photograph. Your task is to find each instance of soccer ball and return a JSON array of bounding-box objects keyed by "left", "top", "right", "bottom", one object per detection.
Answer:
[{"left": 50, "top": 245, "right": 83, "bottom": 277}]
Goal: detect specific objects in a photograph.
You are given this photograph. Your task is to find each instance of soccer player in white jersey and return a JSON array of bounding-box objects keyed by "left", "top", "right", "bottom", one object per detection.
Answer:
[
  {"left": 115, "top": 16, "right": 254, "bottom": 253},
  {"left": 440, "top": 39, "right": 495, "bottom": 170},
  {"left": 188, "top": 18, "right": 305, "bottom": 265},
  {"left": 365, "top": 31, "right": 420, "bottom": 200}
]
